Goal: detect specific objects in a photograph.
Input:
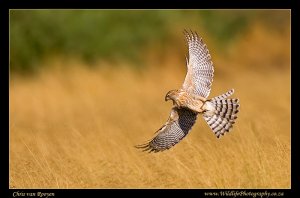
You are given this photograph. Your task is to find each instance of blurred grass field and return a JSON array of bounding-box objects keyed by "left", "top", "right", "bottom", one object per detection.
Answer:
[{"left": 9, "top": 10, "right": 290, "bottom": 188}]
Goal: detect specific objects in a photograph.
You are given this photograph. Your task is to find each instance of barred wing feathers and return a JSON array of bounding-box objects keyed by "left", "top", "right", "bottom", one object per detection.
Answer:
[
  {"left": 136, "top": 107, "right": 198, "bottom": 152},
  {"left": 182, "top": 29, "right": 214, "bottom": 99}
]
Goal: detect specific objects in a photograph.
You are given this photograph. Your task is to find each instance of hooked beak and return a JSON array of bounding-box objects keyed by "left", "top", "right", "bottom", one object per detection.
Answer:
[{"left": 165, "top": 95, "right": 169, "bottom": 101}]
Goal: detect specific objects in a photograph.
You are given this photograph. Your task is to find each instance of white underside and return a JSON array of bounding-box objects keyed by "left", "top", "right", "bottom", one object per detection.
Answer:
[{"left": 203, "top": 101, "right": 215, "bottom": 116}]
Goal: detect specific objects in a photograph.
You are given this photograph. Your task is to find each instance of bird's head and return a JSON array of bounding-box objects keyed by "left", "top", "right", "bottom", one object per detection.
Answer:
[{"left": 165, "top": 89, "right": 178, "bottom": 103}]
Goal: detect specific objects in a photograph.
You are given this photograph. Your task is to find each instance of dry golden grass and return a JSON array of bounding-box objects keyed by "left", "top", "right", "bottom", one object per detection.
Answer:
[{"left": 9, "top": 25, "right": 290, "bottom": 189}]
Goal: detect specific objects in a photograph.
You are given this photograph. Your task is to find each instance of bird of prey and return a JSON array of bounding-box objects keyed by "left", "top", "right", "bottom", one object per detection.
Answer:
[{"left": 136, "top": 30, "right": 240, "bottom": 153}]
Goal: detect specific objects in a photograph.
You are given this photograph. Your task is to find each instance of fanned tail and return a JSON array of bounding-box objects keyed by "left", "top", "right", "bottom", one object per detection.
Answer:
[{"left": 203, "top": 89, "right": 240, "bottom": 138}]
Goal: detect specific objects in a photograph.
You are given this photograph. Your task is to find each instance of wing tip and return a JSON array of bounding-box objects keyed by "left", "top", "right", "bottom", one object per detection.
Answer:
[
  {"left": 135, "top": 141, "right": 161, "bottom": 153},
  {"left": 183, "top": 29, "right": 202, "bottom": 42},
  {"left": 135, "top": 138, "right": 173, "bottom": 153}
]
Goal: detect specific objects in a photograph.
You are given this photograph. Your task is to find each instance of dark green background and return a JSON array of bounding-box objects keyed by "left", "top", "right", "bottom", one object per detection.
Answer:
[{"left": 10, "top": 10, "right": 289, "bottom": 74}]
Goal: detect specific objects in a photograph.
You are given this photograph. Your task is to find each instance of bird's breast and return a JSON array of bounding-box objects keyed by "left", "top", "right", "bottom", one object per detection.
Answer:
[{"left": 176, "top": 92, "right": 205, "bottom": 113}]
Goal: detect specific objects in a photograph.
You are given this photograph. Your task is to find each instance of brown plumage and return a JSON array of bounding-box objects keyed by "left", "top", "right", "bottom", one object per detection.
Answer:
[{"left": 135, "top": 30, "right": 240, "bottom": 153}]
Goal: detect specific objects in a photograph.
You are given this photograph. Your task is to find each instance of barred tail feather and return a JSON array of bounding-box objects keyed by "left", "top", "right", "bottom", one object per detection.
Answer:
[
  {"left": 203, "top": 94, "right": 240, "bottom": 138},
  {"left": 211, "top": 89, "right": 234, "bottom": 101}
]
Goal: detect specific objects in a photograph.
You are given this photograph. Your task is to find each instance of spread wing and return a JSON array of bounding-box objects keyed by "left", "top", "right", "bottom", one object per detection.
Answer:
[
  {"left": 182, "top": 29, "right": 214, "bottom": 99},
  {"left": 135, "top": 107, "right": 198, "bottom": 153}
]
